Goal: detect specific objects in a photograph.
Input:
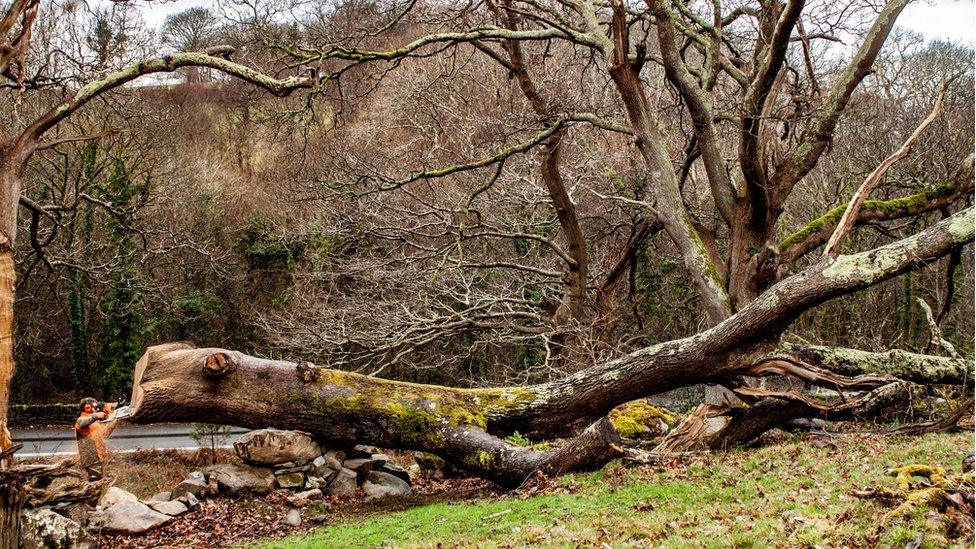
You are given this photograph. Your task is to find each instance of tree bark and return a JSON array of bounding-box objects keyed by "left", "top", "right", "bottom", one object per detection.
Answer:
[
  {"left": 606, "top": 6, "right": 732, "bottom": 326},
  {"left": 0, "top": 236, "right": 14, "bottom": 462},
  {"left": 0, "top": 476, "right": 23, "bottom": 549},
  {"left": 783, "top": 344, "right": 971, "bottom": 385}
]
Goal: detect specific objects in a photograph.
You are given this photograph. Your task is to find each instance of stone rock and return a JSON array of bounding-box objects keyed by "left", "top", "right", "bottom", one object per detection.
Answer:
[
  {"left": 349, "top": 444, "right": 378, "bottom": 458},
  {"left": 284, "top": 509, "right": 301, "bottom": 527},
  {"left": 180, "top": 492, "right": 200, "bottom": 509},
  {"left": 204, "top": 463, "right": 276, "bottom": 497},
  {"left": 234, "top": 429, "right": 321, "bottom": 465},
  {"left": 325, "top": 468, "right": 358, "bottom": 498},
  {"left": 407, "top": 464, "right": 422, "bottom": 481},
  {"left": 322, "top": 450, "right": 346, "bottom": 467},
  {"left": 276, "top": 472, "right": 306, "bottom": 489},
  {"left": 277, "top": 461, "right": 297, "bottom": 469},
  {"left": 21, "top": 508, "right": 86, "bottom": 548},
  {"left": 362, "top": 471, "right": 411, "bottom": 501},
  {"left": 312, "top": 456, "right": 326, "bottom": 468},
  {"left": 97, "top": 486, "right": 138, "bottom": 510},
  {"left": 146, "top": 499, "right": 189, "bottom": 517},
  {"left": 314, "top": 465, "right": 340, "bottom": 483},
  {"left": 286, "top": 488, "right": 322, "bottom": 507},
  {"left": 305, "top": 475, "right": 331, "bottom": 490},
  {"left": 149, "top": 491, "right": 172, "bottom": 502},
  {"left": 371, "top": 453, "right": 391, "bottom": 463},
  {"left": 91, "top": 501, "right": 172, "bottom": 534},
  {"left": 414, "top": 452, "right": 462, "bottom": 479},
  {"left": 275, "top": 464, "right": 313, "bottom": 475},
  {"left": 343, "top": 458, "right": 378, "bottom": 481},
  {"left": 60, "top": 502, "right": 94, "bottom": 527},
  {"left": 309, "top": 514, "right": 328, "bottom": 525},
  {"left": 377, "top": 461, "right": 411, "bottom": 485},
  {"left": 171, "top": 477, "right": 207, "bottom": 500},
  {"left": 187, "top": 471, "right": 205, "bottom": 482}
]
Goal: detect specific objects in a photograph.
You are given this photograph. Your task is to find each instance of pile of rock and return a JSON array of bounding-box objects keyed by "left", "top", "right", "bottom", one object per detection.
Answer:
[
  {"left": 22, "top": 428, "right": 416, "bottom": 543},
  {"left": 230, "top": 428, "right": 412, "bottom": 505}
]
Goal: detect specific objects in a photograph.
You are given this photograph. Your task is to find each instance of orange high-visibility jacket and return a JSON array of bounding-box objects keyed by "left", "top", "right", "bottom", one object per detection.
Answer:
[{"left": 75, "top": 407, "right": 118, "bottom": 468}]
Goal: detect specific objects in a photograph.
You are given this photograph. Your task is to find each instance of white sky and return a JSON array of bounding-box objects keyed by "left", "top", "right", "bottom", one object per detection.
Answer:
[
  {"left": 900, "top": 0, "right": 975, "bottom": 44},
  {"left": 133, "top": 0, "right": 976, "bottom": 46}
]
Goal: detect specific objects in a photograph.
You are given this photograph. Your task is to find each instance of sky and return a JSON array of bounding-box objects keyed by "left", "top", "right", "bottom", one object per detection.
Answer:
[
  {"left": 133, "top": 0, "right": 976, "bottom": 45},
  {"left": 900, "top": 0, "right": 975, "bottom": 44}
]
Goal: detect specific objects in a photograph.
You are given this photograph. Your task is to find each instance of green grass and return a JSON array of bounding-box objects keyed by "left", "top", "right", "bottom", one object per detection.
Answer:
[{"left": 257, "top": 432, "right": 973, "bottom": 548}]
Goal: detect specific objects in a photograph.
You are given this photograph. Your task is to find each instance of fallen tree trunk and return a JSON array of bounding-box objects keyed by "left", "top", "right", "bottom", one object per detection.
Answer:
[
  {"left": 129, "top": 210, "right": 973, "bottom": 483},
  {"left": 130, "top": 344, "right": 623, "bottom": 487}
]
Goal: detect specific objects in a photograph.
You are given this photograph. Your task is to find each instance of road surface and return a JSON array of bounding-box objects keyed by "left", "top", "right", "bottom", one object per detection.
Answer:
[{"left": 11, "top": 424, "right": 248, "bottom": 457}]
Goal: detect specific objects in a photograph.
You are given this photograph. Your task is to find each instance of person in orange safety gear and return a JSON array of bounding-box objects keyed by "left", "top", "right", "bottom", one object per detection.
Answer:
[{"left": 74, "top": 397, "right": 119, "bottom": 480}]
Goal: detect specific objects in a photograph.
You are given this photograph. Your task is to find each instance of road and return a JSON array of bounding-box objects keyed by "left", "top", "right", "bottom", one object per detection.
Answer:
[{"left": 11, "top": 424, "right": 248, "bottom": 457}]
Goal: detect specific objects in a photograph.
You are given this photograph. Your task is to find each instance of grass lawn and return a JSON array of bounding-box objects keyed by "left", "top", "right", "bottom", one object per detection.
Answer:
[{"left": 257, "top": 432, "right": 973, "bottom": 548}]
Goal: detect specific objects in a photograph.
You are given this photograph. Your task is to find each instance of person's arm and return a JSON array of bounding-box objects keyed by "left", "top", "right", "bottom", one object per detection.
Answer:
[
  {"left": 99, "top": 403, "right": 122, "bottom": 436},
  {"left": 76, "top": 414, "right": 103, "bottom": 428}
]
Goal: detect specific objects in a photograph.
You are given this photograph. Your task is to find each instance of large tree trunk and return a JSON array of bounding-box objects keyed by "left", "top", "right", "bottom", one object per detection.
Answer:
[
  {"left": 0, "top": 154, "right": 18, "bottom": 462},
  {"left": 129, "top": 344, "right": 624, "bottom": 488},
  {"left": 0, "top": 239, "right": 13, "bottom": 461}
]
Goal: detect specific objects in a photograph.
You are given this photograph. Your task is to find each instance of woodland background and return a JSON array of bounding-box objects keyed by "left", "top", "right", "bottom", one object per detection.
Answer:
[{"left": 7, "top": 0, "right": 973, "bottom": 404}]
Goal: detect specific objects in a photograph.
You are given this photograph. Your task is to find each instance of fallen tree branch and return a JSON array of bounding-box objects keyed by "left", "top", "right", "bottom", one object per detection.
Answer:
[
  {"left": 704, "top": 382, "right": 914, "bottom": 450},
  {"left": 744, "top": 357, "right": 892, "bottom": 391},
  {"left": 782, "top": 343, "right": 972, "bottom": 385},
  {"left": 128, "top": 210, "right": 973, "bottom": 482}
]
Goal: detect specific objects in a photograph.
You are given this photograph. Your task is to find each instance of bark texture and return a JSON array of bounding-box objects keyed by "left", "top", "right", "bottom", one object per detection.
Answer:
[{"left": 0, "top": 241, "right": 13, "bottom": 462}]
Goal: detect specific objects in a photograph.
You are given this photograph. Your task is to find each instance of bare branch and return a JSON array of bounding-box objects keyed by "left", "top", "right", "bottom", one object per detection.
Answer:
[{"left": 823, "top": 77, "right": 955, "bottom": 257}]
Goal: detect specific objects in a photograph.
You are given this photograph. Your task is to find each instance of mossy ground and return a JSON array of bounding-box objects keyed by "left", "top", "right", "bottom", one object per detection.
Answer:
[{"left": 256, "top": 432, "right": 973, "bottom": 548}]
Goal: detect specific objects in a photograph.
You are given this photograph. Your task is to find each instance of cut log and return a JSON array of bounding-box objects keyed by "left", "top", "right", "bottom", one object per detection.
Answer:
[{"left": 0, "top": 458, "right": 106, "bottom": 549}]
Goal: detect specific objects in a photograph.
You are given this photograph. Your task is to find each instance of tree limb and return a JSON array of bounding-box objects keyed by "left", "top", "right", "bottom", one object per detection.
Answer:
[{"left": 823, "top": 77, "right": 955, "bottom": 257}]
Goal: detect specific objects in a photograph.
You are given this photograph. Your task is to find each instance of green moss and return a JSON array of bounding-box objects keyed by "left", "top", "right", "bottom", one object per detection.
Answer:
[
  {"left": 609, "top": 401, "right": 679, "bottom": 439},
  {"left": 779, "top": 206, "right": 845, "bottom": 251},
  {"left": 384, "top": 402, "right": 440, "bottom": 438},
  {"left": 779, "top": 181, "right": 958, "bottom": 252},
  {"left": 477, "top": 387, "right": 538, "bottom": 410},
  {"left": 303, "top": 366, "right": 497, "bottom": 431},
  {"left": 464, "top": 450, "right": 495, "bottom": 469},
  {"left": 505, "top": 431, "right": 532, "bottom": 447}
]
